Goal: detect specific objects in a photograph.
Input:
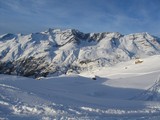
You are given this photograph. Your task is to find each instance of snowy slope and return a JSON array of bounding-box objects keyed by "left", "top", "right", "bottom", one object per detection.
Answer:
[
  {"left": 0, "top": 55, "right": 160, "bottom": 119},
  {"left": 0, "top": 29, "right": 160, "bottom": 77}
]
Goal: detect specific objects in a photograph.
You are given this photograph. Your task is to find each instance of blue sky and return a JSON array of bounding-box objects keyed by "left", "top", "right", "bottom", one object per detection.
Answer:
[{"left": 0, "top": 0, "right": 160, "bottom": 35}]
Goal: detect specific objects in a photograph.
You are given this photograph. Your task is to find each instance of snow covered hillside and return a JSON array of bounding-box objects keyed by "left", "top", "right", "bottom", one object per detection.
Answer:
[
  {"left": 0, "top": 55, "right": 160, "bottom": 120},
  {"left": 0, "top": 29, "right": 160, "bottom": 77}
]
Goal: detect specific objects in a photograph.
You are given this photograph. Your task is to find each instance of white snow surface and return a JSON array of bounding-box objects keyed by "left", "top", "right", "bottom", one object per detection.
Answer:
[
  {"left": 0, "top": 55, "right": 160, "bottom": 119},
  {"left": 0, "top": 29, "right": 160, "bottom": 76}
]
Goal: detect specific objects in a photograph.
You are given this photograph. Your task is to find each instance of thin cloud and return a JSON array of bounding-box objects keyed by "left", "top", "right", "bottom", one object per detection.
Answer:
[{"left": 0, "top": 0, "right": 160, "bottom": 35}]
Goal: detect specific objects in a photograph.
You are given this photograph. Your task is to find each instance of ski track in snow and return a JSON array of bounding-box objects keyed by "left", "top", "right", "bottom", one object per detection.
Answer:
[
  {"left": 1, "top": 75, "right": 160, "bottom": 120},
  {"left": 105, "top": 69, "right": 160, "bottom": 77},
  {"left": 0, "top": 55, "right": 160, "bottom": 119}
]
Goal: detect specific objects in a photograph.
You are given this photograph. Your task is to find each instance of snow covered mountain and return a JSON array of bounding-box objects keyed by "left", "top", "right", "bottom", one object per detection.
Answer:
[{"left": 0, "top": 28, "right": 160, "bottom": 77}]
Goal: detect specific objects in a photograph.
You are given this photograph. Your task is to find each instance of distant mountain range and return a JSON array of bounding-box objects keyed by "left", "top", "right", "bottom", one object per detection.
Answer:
[{"left": 0, "top": 28, "right": 160, "bottom": 77}]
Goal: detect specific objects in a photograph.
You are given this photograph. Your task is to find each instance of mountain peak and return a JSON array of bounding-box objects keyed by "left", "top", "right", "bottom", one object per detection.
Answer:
[{"left": 0, "top": 29, "right": 160, "bottom": 77}]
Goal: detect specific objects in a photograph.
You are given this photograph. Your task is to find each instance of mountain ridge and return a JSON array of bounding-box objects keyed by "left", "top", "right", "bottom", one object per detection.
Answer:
[{"left": 0, "top": 28, "right": 160, "bottom": 77}]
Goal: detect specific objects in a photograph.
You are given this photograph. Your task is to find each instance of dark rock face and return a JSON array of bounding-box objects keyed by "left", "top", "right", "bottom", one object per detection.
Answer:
[
  {"left": 0, "top": 57, "right": 50, "bottom": 78},
  {"left": 0, "top": 57, "right": 82, "bottom": 78},
  {"left": 0, "top": 33, "right": 17, "bottom": 41}
]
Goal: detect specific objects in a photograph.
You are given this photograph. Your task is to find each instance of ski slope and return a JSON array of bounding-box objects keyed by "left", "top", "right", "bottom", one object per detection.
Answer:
[{"left": 0, "top": 55, "right": 160, "bottom": 120}]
